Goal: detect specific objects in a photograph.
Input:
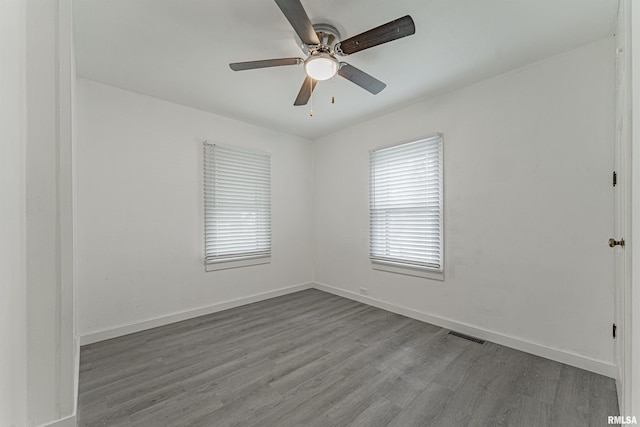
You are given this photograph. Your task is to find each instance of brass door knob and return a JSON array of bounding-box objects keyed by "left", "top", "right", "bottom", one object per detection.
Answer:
[{"left": 609, "top": 238, "right": 625, "bottom": 248}]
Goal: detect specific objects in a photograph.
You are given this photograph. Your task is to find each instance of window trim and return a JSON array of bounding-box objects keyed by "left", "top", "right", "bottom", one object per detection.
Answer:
[
  {"left": 203, "top": 141, "right": 272, "bottom": 271},
  {"left": 369, "top": 133, "right": 444, "bottom": 280},
  {"left": 371, "top": 260, "right": 444, "bottom": 280},
  {"left": 205, "top": 256, "right": 271, "bottom": 272}
]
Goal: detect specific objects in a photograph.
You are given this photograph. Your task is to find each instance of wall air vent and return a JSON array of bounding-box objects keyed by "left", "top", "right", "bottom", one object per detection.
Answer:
[{"left": 448, "top": 331, "right": 485, "bottom": 344}]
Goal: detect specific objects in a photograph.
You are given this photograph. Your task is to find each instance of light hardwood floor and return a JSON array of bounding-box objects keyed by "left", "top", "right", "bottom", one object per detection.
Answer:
[{"left": 78, "top": 289, "right": 619, "bottom": 426}]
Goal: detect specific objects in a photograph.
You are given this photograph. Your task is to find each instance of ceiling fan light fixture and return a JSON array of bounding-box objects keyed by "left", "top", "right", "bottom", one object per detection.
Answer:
[{"left": 304, "top": 53, "right": 338, "bottom": 81}]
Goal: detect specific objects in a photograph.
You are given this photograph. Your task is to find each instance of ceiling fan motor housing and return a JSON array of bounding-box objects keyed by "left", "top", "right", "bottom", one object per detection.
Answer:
[{"left": 300, "top": 23, "right": 341, "bottom": 55}]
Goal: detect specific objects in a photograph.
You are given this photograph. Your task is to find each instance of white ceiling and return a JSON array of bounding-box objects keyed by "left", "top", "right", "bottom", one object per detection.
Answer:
[{"left": 74, "top": 0, "right": 617, "bottom": 139}]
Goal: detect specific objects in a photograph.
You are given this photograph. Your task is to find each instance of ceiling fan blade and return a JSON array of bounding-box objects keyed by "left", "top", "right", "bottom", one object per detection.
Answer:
[
  {"left": 335, "top": 15, "right": 415, "bottom": 56},
  {"left": 229, "top": 58, "right": 303, "bottom": 71},
  {"left": 294, "top": 75, "right": 318, "bottom": 106},
  {"left": 338, "top": 63, "right": 386, "bottom": 95},
  {"left": 274, "top": 0, "right": 320, "bottom": 46}
]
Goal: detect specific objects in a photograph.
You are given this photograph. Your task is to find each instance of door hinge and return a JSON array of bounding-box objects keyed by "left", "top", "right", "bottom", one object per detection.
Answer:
[
  {"left": 613, "top": 171, "right": 617, "bottom": 187},
  {"left": 613, "top": 323, "right": 617, "bottom": 339}
]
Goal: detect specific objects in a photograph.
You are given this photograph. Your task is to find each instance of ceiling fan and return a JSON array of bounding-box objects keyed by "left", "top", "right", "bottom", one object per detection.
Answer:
[{"left": 229, "top": 0, "right": 415, "bottom": 106}]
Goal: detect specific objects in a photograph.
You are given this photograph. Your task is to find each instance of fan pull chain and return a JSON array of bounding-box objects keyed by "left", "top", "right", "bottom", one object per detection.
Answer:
[
  {"left": 331, "top": 75, "right": 335, "bottom": 104},
  {"left": 309, "top": 82, "right": 313, "bottom": 117}
]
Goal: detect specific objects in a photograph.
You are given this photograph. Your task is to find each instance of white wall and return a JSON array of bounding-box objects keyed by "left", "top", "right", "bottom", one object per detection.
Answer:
[
  {"left": 76, "top": 79, "right": 314, "bottom": 338},
  {"left": 25, "top": 0, "right": 59, "bottom": 420},
  {"left": 313, "top": 38, "right": 615, "bottom": 371},
  {"left": 0, "top": 1, "right": 28, "bottom": 425}
]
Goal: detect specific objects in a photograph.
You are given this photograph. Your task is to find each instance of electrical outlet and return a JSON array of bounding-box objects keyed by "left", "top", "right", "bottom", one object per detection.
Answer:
[{"left": 359, "top": 287, "right": 368, "bottom": 295}]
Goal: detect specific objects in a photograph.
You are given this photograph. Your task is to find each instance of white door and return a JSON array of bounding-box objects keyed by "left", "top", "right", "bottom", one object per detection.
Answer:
[
  {"left": 613, "top": 12, "right": 632, "bottom": 411},
  {"left": 613, "top": 117, "right": 628, "bottom": 405}
]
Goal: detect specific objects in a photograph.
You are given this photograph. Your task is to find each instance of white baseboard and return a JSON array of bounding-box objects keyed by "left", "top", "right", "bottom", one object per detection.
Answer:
[
  {"left": 78, "top": 280, "right": 616, "bottom": 378},
  {"left": 37, "top": 414, "right": 76, "bottom": 427},
  {"left": 80, "top": 282, "right": 313, "bottom": 345},
  {"left": 312, "top": 282, "right": 617, "bottom": 378}
]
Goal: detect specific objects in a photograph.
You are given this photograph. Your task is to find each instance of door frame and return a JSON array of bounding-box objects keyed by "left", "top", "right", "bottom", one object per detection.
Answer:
[{"left": 614, "top": 0, "right": 638, "bottom": 416}]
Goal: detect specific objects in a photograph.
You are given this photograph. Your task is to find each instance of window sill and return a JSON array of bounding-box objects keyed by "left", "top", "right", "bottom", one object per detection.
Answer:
[
  {"left": 205, "top": 256, "right": 270, "bottom": 272},
  {"left": 372, "top": 261, "right": 444, "bottom": 281}
]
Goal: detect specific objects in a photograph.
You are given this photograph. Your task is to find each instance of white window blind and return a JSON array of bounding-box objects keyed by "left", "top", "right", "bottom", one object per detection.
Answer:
[
  {"left": 369, "top": 135, "right": 443, "bottom": 274},
  {"left": 204, "top": 142, "right": 271, "bottom": 270}
]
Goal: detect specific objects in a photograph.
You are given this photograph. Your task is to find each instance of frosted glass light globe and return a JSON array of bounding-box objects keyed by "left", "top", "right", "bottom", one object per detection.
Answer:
[{"left": 305, "top": 54, "right": 338, "bottom": 81}]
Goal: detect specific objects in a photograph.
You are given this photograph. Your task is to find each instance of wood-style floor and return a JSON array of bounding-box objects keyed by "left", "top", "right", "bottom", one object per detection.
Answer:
[{"left": 78, "top": 289, "right": 619, "bottom": 426}]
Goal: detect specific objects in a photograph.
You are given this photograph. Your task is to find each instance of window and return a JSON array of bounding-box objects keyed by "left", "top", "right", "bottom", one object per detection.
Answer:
[
  {"left": 369, "top": 134, "right": 443, "bottom": 279},
  {"left": 203, "top": 142, "right": 271, "bottom": 271}
]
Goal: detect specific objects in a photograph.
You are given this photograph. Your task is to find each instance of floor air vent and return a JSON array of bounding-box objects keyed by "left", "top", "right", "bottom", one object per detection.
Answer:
[{"left": 448, "top": 331, "right": 485, "bottom": 344}]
